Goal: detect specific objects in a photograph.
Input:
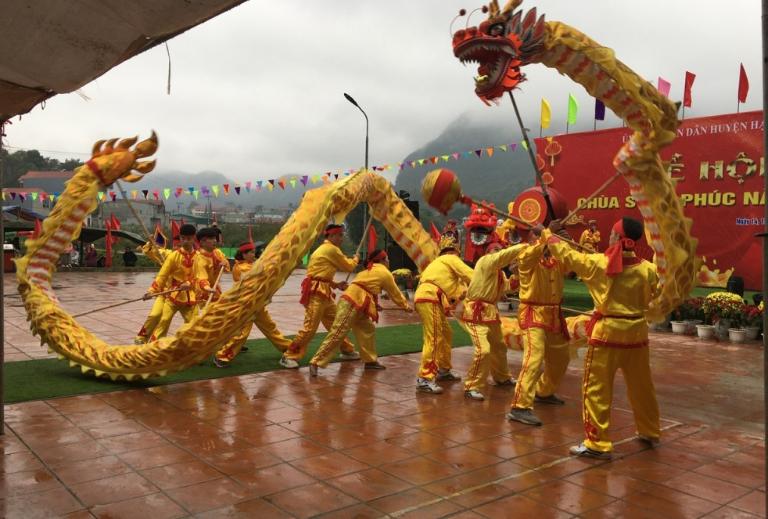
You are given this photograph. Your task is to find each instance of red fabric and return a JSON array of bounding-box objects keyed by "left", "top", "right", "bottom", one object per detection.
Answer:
[
  {"left": 105, "top": 221, "right": 113, "bottom": 268},
  {"left": 171, "top": 220, "right": 180, "bottom": 248},
  {"left": 238, "top": 243, "right": 255, "bottom": 254},
  {"left": 738, "top": 63, "right": 749, "bottom": 103},
  {"left": 32, "top": 219, "right": 42, "bottom": 239},
  {"left": 604, "top": 220, "right": 636, "bottom": 276},
  {"left": 429, "top": 223, "right": 441, "bottom": 242},
  {"left": 429, "top": 169, "right": 457, "bottom": 214},
  {"left": 368, "top": 225, "right": 378, "bottom": 253},
  {"left": 110, "top": 214, "right": 121, "bottom": 231},
  {"left": 324, "top": 227, "right": 343, "bottom": 236},
  {"left": 366, "top": 250, "right": 387, "bottom": 270},
  {"left": 247, "top": 225, "right": 254, "bottom": 245},
  {"left": 683, "top": 71, "right": 696, "bottom": 108}
]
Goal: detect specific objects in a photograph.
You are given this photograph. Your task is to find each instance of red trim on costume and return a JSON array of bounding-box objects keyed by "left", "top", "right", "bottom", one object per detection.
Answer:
[
  {"left": 584, "top": 311, "right": 647, "bottom": 348},
  {"left": 366, "top": 251, "right": 388, "bottom": 270},
  {"left": 587, "top": 338, "right": 649, "bottom": 348},
  {"left": 299, "top": 276, "right": 334, "bottom": 306},
  {"left": 415, "top": 281, "right": 451, "bottom": 315},
  {"left": 518, "top": 300, "right": 570, "bottom": 340},
  {"left": 344, "top": 282, "right": 380, "bottom": 322},
  {"left": 238, "top": 243, "right": 255, "bottom": 253},
  {"left": 86, "top": 160, "right": 107, "bottom": 185}
]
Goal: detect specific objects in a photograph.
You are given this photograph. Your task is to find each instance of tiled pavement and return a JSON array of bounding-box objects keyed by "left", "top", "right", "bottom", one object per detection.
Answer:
[{"left": 0, "top": 272, "right": 765, "bottom": 518}]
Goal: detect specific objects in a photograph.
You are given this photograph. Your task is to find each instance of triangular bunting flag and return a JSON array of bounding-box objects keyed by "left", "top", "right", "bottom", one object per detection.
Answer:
[
  {"left": 474, "top": 149, "right": 483, "bottom": 158},
  {"left": 300, "top": 175, "right": 309, "bottom": 186},
  {"left": 163, "top": 188, "right": 171, "bottom": 199},
  {"left": 430, "top": 156, "right": 439, "bottom": 164},
  {"left": 499, "top": 145, "right": 507, "bottom": 152},
  {"left": 234, "top": 186, "right": 241, "bottom": 195},
  {"left": 152, "top": 190, "right": 159, "bottom": 200},
  {"left": 211, "top": 185, "right": 220, "bottom": 197},
  {"left": 288, "top": 178, "right": 296, "bottom": 188},
  {"left": 267, "top": 182, "right": 274, "bottom": 191},
  {"left": 223, "top": 183, "right": 230, "bottom": 194},
  {"left": 521, "top": 141, "right": 529, "bottom": 151},
  {"left": 245, "top": 181, "right": 252, "bottom": 192},
  {"left": 441, "top": 155, "right": 450, "bottom": 162},
  {"left": 31, "top": 192, "right": 38, "bottom": 201},
  {"left": 141, "top": 189, "right": 149, "bottom": 199},
  {"left": 193, "top": 189, "right": 199, "bottom": 200},
  {"left": 486, "top": 147, "right": 494, "bottom": 157}
]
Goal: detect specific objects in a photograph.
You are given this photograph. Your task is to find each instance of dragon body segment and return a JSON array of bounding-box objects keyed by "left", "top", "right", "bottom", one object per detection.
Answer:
[{"left": 16, "top": 142, "right": 437, "bottom": 380}]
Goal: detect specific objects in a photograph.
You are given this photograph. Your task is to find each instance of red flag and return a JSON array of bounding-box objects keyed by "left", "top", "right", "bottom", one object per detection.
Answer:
[
  {"left": 683, "top": 71, "right": 696, "bottom": 107},
  {"left": 110, "top": 214, "right": 121, "bottom": 231},
  {"left": 153, "top": 222, "right": 168, "bottom": 248},
  {"left": 105, "top": 221, "right": 113, "bottom": 268},
  {"left": 367, "top": 225, "right": 378, "bottom": 253},
  {"left": 738, "top": 63, "right": 749, "bottom": 103},
  {"left": 32, "top": 219, "right": 42, "bottom": 239},
  {"left": 171, "top": 220, "right": 180, "bottom": 248},
  {"left": 430, "top": 222, "right": 441, "bottom": 242}
]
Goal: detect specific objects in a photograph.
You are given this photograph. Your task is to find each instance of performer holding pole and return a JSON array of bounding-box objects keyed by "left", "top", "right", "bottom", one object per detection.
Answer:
[
  {"left": 281, "top": 224, "right": 360, "bottom": 368},
  {"left": 195, "top": 227, "right": 231, "bottom": 305},
  {"left": 545, "top": 217, "right": 660, "bottom": 459}
]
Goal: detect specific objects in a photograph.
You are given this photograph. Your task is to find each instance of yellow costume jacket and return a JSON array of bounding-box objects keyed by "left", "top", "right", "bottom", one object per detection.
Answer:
[
  {"left": 517, "top": 241, "right": 568, "bottom": 334},
  {"left": 231, "top": 259, "right": 252, "bottom": 282},
  {"left": 579, "top": 229, "right": 601, "bottom": 252},
  {"left": 300, "top": 240, "right": 358, "bottom": 305},
  {"left": 544, "top": 229, "right": 659, "bottom": 347},
  {"left": 196, "top": 248, "right": 231, "bottom": 294},
  {"left": 460, "top": 245, "right": 525, "bottom": 324},
  {"left": 149, "top": 249, "right": 199, "bottom": 306},
  {"left": 414, "top": 254, "right": 474, "bottom": 314},
  {"left": 341, "top": 263, "right": 409, "bottom": 322}
]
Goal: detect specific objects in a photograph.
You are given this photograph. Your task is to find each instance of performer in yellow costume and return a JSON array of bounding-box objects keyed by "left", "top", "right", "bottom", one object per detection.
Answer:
[
  {"left": 213, "top": 242, "right": 292, "bottom": 367},
  {"left": 309, "top": 249, "right": 412, "bottom": 375},
  {"left": 195, "top": 227, "right": 231, "bottom": 302},
  {"left": 508, "top": 230, "right": 570, "bottom": 426},
  {"left": 143, "top": 224, "right": 201, "bottom": 340},
  {"left": 282, "top": 224, "right": 359, "bottom": 368},
  {"left": 546, "top": 217, "right": 660, "bottom": 460},
  {"left": 460, "top": 242, "right": 524, "bottom": 401},
  {"left": 414, "top": 235, "right": 473, "bottom": 394},
  {"left": 134, "top": 241, "right": 172, "bottom": 344},
  {"left": 579, "top": 220, "right": 601, "bottom": 252}
]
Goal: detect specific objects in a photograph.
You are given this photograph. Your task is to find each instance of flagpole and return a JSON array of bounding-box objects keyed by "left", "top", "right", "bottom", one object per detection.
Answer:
[
  {"left": 0, "top": 120, "right": 6, "bottom": 433},
  {"left": 760, "top": 0, "right": 767, "bottom": 507}
]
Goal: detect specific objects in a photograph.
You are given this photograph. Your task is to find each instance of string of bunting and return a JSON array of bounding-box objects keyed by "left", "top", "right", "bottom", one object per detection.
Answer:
[{"left": 1, "top": 141, "right": 522, "bottom": 203}]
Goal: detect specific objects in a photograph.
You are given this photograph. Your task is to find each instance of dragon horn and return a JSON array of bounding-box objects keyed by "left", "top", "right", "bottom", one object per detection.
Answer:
[
  {"left": 133, "top": 159, "right": 156, "bottom": 174},
  {"left": 488, "top": 0, "right": 500, "bottom": 17},
  {"left": 104, "top": 138, "right": 119, "bottom": 152},
  {"left": 134, "top": 131, "right": 158, "bottom": 158},
  {"left": 117, "top": 136, "right": 138, "bottom": 150},
  {"left": 121, "top": 174, "right": 145, "bottom": 183},
  {"left": 501, "top": 0, "right": 522, "bottom": 16},
  {"left": 92, "top": 139, "right": 106, "bottom": 156}
]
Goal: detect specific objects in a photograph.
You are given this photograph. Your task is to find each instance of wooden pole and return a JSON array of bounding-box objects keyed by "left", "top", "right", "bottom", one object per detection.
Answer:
[
  {"left": 203, "top": 265, "right": 226, "bottom": 310},
  {"left": 561, "top": 172, "right": 622, "bottom": 225},
  {"left": 72, "top": 288, "right": 177, "bottom": 318},
  {"left": 345, "top": 210, "right": 374, "bottom": 282}
]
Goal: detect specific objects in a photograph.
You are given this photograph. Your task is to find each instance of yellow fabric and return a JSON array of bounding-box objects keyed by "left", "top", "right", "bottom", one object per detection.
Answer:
[
  {"left": 311, "top": 299, "right": 377, "bottom": 367},
  {"left": 285, "top": 295, "right": 355, "bottom": 360},
  {"left": 544, "top": 229, "right": 659, "bottom": 347},
  {"left": 196, "top": 248, "right": 231, "bottom": 293},
  {"left": 535, "top": 340, "right": 571, "bottom": 398},
  {"left": 215, "top": 309, "right": 291, "bottom": 362},
  {"left": 305, "top": 240, "right": 358, "bottom": 300},
  {"left": 135, "top": 296, "right": 166, "bottom": 343},
  {"left": 579, "top": 229, "right": 601, "bottom": 252},
  {"left": 342, "top": 263, "right": 410, "bottom": 322},
  {"left": 141, "top": 242, "right": 171, "bottom": 266},
  {"left": 149, "top": 249, "right": 199, "bottom": 305},
  {"left": 231, "top": 259, "right": 252, "bottom": 282},
  {"left": 461, "top": 320, "right": 511, "bottom": 392},
  {"left": 495, "top": 219, "right": 516, "bottom": 243},
  {"left": 414, "top": 254, "right": 473, "bottom": 311},
  {"left": 460, "top": 244, "right": 525, "bottom": 324},
  {"left": 582, "top": 344, "right": 660, "bottom": 452},
  {"left": 517, "top": 241, "right": 567, "bottom": 332},
  {"left": 151, "top": 300, "right": 198, "bottom": 340},
  {"left": 510, "top": 327, "right": 568, "bottom": 409},
  {"left": 416, "top": 301, "right": 453, "bottom": 380}
]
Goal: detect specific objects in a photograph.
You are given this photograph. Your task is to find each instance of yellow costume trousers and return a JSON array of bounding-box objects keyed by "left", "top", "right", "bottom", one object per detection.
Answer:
[
  {"left": 285, "top": 295, "right": 354, "bottom": 361},
  {"left": 582, "top": 344, "right": 660, "bottom": 453},
  {"left": 135, "top": 296, "right": 166, "bottom": 344},
  {"left": 416, "top": 302, "right": 453, "bottom": 380},
  {"left": 311, "top": 299, "right": 376, "bottom": 367},
  {"left": 511, "top": 327, "right": 569, "bottom": 409},
  {"left": 151, "top": 301, "right": 198, "bottom": 340},
  {"left": 461, "top": 321, "right": 511, "bottom": 393},
  {"left": 215, "top": 310, "right": 292, "bottom": 362}
]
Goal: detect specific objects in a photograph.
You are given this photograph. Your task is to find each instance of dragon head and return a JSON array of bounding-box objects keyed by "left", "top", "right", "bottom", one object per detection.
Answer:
[
  {"left": 87, "top": 132, "right": 158, "bottom": 187},
  {"left": 452, "top": 0, "right": 546, "bottom": 104}
]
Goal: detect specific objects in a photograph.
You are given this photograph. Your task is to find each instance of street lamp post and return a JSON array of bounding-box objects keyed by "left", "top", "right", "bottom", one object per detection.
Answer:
[{"left": 343, "top": 93, "right": 371, "bottom": 255}]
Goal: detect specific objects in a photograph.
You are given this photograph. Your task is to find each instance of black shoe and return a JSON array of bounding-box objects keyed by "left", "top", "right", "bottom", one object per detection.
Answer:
[
  {"left": 241, "top": 346, "right": 249, "bottom": 352},
  {"left": 535, "top": 394, "right": 565, "bottom": 405},
  {"left": 213, "top": 357, "right": 230, "bottom": 368},
  {"left": 507, "top": 408, "right": 542, "bottom": 426},
  {"left": 364, "top": 362, "right": 386, "bottom": 370}
]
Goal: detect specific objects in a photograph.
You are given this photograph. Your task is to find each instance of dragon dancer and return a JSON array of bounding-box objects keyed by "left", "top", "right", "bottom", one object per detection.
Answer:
[
  {"left": 213, "top": 242, "right": 292, "bottom": 368},
  {"left": 508, "top": 228, "right": 570, "bottom": 427},
  {"left": 134, "top": 241, "right": 172, "bottom": 344},
  {"left": 579, "top": 220, "right": 601, "bottom": 252},
  {"left": 195, "top": 227, "right": 231, "bottom": 302},
  {"left": 545, "top": 217, "right": 660, "bottom": 460},
  {"left": 460, "top": 241, "right": 524, "bottom": 401},
  {"left": 281, "top": 224, "right": 360, "bottom": 368},
  {"left": 309, "top": 249, "right": 412, "bottom": 375},
  {"left": 414, "top": 235, "right": 474, "bottom": 394},
  {"left": 143, "top": 224, "right": 201, "bottom": 340}
]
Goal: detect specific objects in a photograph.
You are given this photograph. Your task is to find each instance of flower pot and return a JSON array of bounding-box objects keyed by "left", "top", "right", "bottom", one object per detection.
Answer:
[
  {"left": 745, "top": 326, "right": 761, "bottom": 341},
  {"left": 695, "top": 324, "right": 715, "bottom": 340},
  {"left": 715, "top": 319, "right": 731, "bottom": 339},
  {"left": 670, "top": 321, "right": 688, "bottom": 334},
  {"left": 728, "top": 328, "right": 747, "bottom": 343}
]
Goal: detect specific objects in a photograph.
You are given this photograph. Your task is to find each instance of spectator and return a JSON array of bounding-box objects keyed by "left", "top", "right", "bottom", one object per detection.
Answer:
[
  {"left": 123, "top": 246, "right": 138, "bottom": 267},
  {"left": 84, "top": 244, "right": 98, "bottom": 267}
]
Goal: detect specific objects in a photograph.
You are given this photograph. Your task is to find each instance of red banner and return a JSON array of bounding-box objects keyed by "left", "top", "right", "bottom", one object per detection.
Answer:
[{"left": 535, "top": 111, "right": 764, "bottom": 290}]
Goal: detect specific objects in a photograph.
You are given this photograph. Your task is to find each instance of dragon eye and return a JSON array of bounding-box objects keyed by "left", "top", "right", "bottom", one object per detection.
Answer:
[{"left": 489, "top": 23, "right": 505, "bottom": 36}]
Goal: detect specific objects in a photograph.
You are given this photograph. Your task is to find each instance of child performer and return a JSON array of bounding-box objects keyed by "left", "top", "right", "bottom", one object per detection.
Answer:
[
  {"left": 545, "top": 217, "right": 660, "bottom": 460},
  {"left": 309, "top": 249, "right": 412, "bottom": 375},
  {"left": 213, "top": 242, "right": 292, "bottom": 367}
]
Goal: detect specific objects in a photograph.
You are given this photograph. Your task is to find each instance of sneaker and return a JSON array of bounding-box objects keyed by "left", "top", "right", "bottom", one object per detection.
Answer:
[
  {"left": 213, "top": 357, "right": 230, "bottom": 369},
  {"left": 569, "top": 443, "right": 612, "bottom": 460},
  {"left": 279, "top": 356, "right": 299, "bottom": 369},
  {"left": 364, "top": 362, "right": 386, "bottom": 370},
  {"left": 637, "top": 435, "right": 660, "bottom": 447},
  {"left": 436, "top": 370, "right": 461, "bottom": 382},
  {"left": 535, "top": 394, "right": 565, "bottom": 405},
  {"left": 464, "top": 390, "right": 485, "bottom": 401},
  {"left": 309, "top": 363, "right": 318, "bottom": 377},
  {"left": 133, "top": 337, "right": 146, "bottom": 345},
  {"left": 241, "top": 346, "right": 249, "bottom": 352},
  {"left": 339, "top": 351, "right": 361, "bottom": 361},
  {"left": 507, "top": 408, "right": 543, "bottom": 426},
  {"left": 495, "top": 378, "right": 517, "bottom": 387},
  {"left": 416, "top": 378, "right": 444, "bottom": 394}
]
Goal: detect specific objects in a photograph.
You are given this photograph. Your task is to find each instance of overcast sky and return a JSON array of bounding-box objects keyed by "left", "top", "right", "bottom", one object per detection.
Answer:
[{"left": 5, "top": 0, "right": 763, "bottom": 185}]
